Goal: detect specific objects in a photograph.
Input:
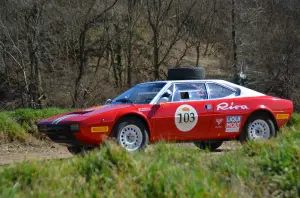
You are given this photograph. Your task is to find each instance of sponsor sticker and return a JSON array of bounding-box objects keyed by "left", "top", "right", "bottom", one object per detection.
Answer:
[
  {"left": 216, "top": 118, "right": 223, "bottom": 125},
  {"left": 276, "top": 114, "right": 289, "bottom": 120},
  {"left": 175, "top": 104, "right": 198, "bottom": 132},
  {"left": 225, "top": 116, "right": 241, "bottom": 132},
  {"left": 138, "top": 108, "right": 151, "bottom": 112},
  {"left": 217, "top": 102, "right": 248, "bottom": 111},
  {"left": 215, "top": 118, "right": 223, "bottom": 128},
  {"left": 91, "top": 126, "right": 109, "bottom": 133}
]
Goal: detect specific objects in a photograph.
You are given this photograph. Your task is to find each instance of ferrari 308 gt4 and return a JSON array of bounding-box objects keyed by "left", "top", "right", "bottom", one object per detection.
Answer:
[{"left": 37, "top": 80, "right": 293, "bottom": 153}]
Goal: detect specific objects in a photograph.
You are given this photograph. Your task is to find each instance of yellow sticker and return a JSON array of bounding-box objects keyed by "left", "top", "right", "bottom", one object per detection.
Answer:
[
  {"left": 276, "top": 114, "right": 289, "bottom": 120},
  {"left": 91, "top": 126, "right": 109, "bottom": 133}
]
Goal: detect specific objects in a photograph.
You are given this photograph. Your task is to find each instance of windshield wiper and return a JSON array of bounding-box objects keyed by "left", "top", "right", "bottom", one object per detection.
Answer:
[{"left": 115, "top": 98, "right": 134, "bottom": 104}]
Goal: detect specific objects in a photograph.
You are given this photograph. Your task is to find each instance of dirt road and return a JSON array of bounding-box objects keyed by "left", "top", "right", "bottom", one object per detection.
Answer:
[
  {"left": 0, "top": 141, "right": 241, "bottom": 165},
  {"left": 0, "top": 141, "right": 72, "bottom": 165}
]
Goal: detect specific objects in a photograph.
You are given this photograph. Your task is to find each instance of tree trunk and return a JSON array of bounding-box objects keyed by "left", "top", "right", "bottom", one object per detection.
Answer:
[
  {"left": 231, "top": 0, "right": 238, "bottom": 73},
  {"left": 116, "top": 42, "right": 122, "bottom": 87},
  {"left": 1, "top": 48, "right": 11, "bottom": 86},
  {"left": 126, "top": 0, "right": 134, "bottom": 88},
  {"left": 34, "top": 50, "right": 42, "bottom": 108},
  {"left": 195, "top": 43, "right": 200, "bottom": 66},
  {"left": 108, "top": 43, "right": 119, "bottom": 88},
  {"left": 127, "top": 34, "right": 132, "bottom": 87},
  {"left": 153, "top": 29, "right": 159, "bottom": 80},
  {"left": 114, "top": 24, "right": 123, "bottom": 88},
  {"left": 73, "top": 29, "right": 87, "bottom": 107},
  {"left": 203, "top": 40, "right": 210, "bottom": 56}
]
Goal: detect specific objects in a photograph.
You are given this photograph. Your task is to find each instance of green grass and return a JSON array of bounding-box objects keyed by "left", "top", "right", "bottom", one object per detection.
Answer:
[
  {"left": 0, "top": 116, "right": 300, "bottom": 197},
  {"left": 0, "top": 110, "right": 299, "bottom": 197},
  {"left": 0, "top": 108, "right": 71, "bottom": 142}
]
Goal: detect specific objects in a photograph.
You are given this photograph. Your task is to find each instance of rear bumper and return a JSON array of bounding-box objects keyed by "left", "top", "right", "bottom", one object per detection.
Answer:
[{"left": 38, "top": 124, "right": 92, "bottom": 147}]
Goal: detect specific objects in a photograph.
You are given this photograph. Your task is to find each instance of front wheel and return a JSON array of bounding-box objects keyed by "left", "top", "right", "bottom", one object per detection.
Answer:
[
  {"left": 194, "top": 141, "right": 223, "bottom": 151},
  {"left": 116, "top": 117, "right": 149, "bottom": 152},
  {"left": 239, "top": 114, "right": 276, "bottom": 143}
]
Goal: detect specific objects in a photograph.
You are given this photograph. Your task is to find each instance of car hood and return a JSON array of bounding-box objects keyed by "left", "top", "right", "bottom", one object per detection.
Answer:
[{"left": 38, "top": 104, "right": 132, "bottom": 124}]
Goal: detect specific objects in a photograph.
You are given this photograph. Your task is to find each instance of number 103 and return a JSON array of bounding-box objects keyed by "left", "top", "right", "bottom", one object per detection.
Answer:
[{"left": 177, "top": 112, "right": 195, "bottom": 123}]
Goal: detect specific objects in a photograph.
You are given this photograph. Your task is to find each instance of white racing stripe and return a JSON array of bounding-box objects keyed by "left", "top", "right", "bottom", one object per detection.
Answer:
[{"left": 52, "top": 114, "right": 77, "bottom": 124}]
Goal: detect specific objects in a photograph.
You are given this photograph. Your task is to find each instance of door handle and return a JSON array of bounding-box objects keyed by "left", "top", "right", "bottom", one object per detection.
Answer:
[{"left": 205, "top": 104, "right": 212, "bottom": 110}]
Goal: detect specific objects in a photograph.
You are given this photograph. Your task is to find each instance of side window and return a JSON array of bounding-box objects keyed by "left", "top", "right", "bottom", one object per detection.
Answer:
[
  {"left": 159, "top": 84, "right": 174, "bottom": 102},
  {"left": 173, "top": 83, "right": 208, "bottom": 101},
  {"left": 207, "top": 83, "right": 235, "bottom": 99}
]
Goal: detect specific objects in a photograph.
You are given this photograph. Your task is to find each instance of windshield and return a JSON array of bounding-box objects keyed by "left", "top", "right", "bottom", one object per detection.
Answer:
[{"left": 111, "top": 82, "right": 166, "bottom": 104}]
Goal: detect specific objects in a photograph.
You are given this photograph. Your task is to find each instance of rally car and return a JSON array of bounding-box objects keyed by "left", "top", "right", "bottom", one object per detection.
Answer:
[{"left": 37, "top": 80, "right": 293, "bottom": 153}]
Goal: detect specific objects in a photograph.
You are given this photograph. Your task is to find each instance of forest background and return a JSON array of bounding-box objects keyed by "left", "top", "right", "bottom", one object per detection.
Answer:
[{"left": 0, "top": 0, "right": 299, "bottom": 110}]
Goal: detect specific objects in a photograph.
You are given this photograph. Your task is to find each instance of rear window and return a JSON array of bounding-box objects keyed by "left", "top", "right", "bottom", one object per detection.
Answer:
[{"left": 207, "top": 83, "right": 236, "bottom": 99}]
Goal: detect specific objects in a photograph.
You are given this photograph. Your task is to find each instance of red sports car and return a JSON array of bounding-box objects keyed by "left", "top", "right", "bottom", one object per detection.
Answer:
[{"left": 38, "top": 80, "right": 293, "bottom": 153}]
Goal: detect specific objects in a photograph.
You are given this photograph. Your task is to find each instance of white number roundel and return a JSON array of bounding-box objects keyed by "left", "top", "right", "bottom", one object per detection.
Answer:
[{"left": 175, "top": 104, "right": 198, "bottom": 132}]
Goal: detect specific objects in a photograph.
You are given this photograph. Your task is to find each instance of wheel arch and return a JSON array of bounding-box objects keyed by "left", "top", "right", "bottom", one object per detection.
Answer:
[
  {"left": 110, "top": 113, "right": 151, "bottom": 138},
  {"left": 244, "top": 108, "right": 278, "bottom": 131}
]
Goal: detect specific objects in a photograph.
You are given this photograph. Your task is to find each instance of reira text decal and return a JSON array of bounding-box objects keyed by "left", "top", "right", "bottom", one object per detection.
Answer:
[{"left": 217, "top": 102, "right": 249, "bottom": 111}]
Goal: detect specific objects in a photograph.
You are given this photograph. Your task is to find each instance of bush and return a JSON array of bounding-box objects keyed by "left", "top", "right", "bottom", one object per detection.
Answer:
[
  {"left": 0, "top": 108, "right": 70, "bottom": 142},
  {"left": 0, "top": 112, "right": 27, "bottom": 141}
]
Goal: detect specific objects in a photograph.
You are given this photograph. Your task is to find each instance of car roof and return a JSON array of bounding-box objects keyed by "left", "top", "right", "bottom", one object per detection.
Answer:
[
  {"left": 140, "top": 79, "right": 265, "bottom": 97},
  {"left": 139, "top": 79, "right": 239, "bottom": 91}
]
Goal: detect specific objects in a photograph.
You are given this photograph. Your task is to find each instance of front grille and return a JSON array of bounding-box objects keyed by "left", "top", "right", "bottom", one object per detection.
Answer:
[
  {"left": 38, "top": 124, "right": 78, "bottom": 145},
  {"left": 38, "top": 124, "right": 71, "bottom": 133},
  {"left": 47, "top": 133, "right": 76, "bottom": 144}
]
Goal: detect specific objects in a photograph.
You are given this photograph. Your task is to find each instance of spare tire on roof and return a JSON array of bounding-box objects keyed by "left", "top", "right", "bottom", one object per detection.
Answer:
[{"left": 167, "top": 67, "right": 205, "bottom": 80}]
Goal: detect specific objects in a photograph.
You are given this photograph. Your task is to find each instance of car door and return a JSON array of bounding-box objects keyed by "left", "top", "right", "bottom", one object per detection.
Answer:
[
  {"left": 206, "top": 82, "right": 249, "bottom": 139},
  {"left": 150, "top": 82, "right": 214, "bottom": 141}
]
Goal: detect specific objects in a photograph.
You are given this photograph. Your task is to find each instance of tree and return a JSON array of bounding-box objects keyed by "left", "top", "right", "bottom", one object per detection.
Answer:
[
  {"left": 146, "top": 0, "right": 196, "bottom": 80},
  {"left": 125, "top": 0, "right": 141, "bottom": 87},
  {"left": 72, "top": 0, "right": 118, "bottom": 107}
]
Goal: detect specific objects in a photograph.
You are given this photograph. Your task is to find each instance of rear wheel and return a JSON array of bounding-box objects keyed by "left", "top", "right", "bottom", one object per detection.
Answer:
[
  {"left": 194, "top": 141, "right": 223, "bottom": 151},
  {"left": 240, "top": 114, "right": 276, "bottom": 143},
  {"left": 116, "top": 117, "right": 149, "bottom": 151}
]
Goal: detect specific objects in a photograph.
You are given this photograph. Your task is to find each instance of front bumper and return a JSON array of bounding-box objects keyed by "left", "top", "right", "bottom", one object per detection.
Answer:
[{"left": 38, "top": 124, "right": 90, "bottom": 147}]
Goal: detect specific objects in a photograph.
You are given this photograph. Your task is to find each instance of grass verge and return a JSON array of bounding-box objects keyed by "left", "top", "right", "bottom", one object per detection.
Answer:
[
  {"left": 0, "top": 108, "right": 70, "bottom": 142},
  {"left": 0, "top": 117, "right": 299, "bottom": 197}
]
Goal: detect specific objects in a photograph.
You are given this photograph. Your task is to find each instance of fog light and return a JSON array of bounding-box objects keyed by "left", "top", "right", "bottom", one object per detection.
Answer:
[{"left": 70, "top": 124, "right": 80, "bottom": 132}]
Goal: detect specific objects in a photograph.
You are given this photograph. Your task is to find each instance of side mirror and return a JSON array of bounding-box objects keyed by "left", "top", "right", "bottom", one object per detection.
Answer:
[
  {"left": 105, "top": 99, "right": 112, "bottom": 105},
  {"left": 158, "top": 97, "right": 169, "bottom": 104}
]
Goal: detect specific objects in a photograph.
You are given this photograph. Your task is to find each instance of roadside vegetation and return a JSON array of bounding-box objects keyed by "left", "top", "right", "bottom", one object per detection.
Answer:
[
  {"left": 0, "top": 111, "right": 299, "bottom": 197},
  {"left": 0, "top": 108, "right": 70, "bottom": 142}
]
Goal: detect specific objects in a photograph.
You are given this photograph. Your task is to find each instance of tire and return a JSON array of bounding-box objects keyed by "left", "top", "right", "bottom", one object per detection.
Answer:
[
  {"left": 194, "top": 141, "right": 223, "bottom": 151},
  {"left": 239, "top": 114, "right": 276, "bottom": 143},
  {"left": 67, "top": 146, "right": 93, "bottom": 155},
  {"left": 167, "top": 67, "right": 205, "bottom": 80},
  {"left": 116, "top": 117, "right": 149, "bottom": 151},
  {"left": 67, "top": 146, "right": 84, "bottom": 155}
]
